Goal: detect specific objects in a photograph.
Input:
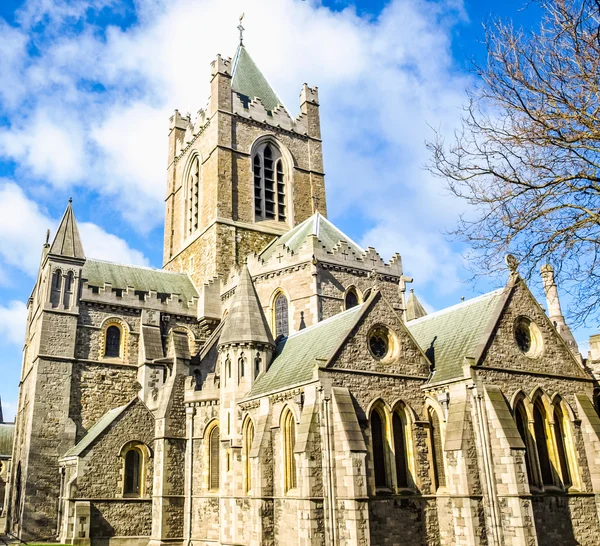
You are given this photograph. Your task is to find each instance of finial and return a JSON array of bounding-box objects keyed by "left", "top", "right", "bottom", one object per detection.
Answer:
[
  {"left": 238, "top": 13, "right": 245, "bottom": 46},
  {"left": 45, "top": 229, "right": 50, "bottom": 245},
  {"left": 505, "top": 254, "right": 519, "bottom": 273}
]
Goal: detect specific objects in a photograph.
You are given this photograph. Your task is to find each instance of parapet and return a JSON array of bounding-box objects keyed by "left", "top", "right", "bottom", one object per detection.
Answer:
[
  {"left": 300, "top": 84, "right": 319, "bottom": 106},
  {"left": 211, "top": 54, "right": 232, "bottom": 77}
]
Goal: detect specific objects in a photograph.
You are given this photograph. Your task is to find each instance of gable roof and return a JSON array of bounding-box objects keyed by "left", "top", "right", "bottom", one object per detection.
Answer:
[
  {"left": 49, "top": 201, "right": 85, "bottom": 260},
  {"left": 219, "top": 266, "right": 274, "bottom": 346},
  {"left": 231, "top": 45, "right": 284, "bottom": 113},
  {"left": 82, "top": 259, "right": 198, "bottom": 303},
  {"left": 63, "top": 402, "right": 131, "bottom": 458},
  {"left": 245, "top": 303, "right": 367, "bottom": 399},
  {"left": 407, "top": 289, "right": 505, "bottom": 383},
  {"left": 260, "top": 212, "right": 364, "bottom": 261}
]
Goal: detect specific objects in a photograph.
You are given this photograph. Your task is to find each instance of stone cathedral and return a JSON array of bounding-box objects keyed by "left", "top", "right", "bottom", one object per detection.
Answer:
[{"left": 5, "top": 37, "right": 600, "bottom": 546}]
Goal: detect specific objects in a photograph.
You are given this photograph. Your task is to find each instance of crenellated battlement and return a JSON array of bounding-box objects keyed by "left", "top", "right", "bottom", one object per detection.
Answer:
[
  {"left": 211, "top": 54, "right": 232, "bottom": 77},
  {"left": 232, "top": 93, "right": 309, "bottom": 135}
]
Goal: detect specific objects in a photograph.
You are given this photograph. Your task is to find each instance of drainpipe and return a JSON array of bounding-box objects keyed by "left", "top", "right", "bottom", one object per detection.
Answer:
[
  {"left": 470, "top": 386, "right": 503, "bottom": 546},
  {"left": 186, "top": 405, "right": 196, "bottom": 546},
  {"left": 321, "top": 389, "right": 337, "bottom": 545}
]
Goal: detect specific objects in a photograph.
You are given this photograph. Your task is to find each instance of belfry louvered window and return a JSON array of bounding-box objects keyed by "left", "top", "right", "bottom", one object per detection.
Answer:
[
  {"left": 253, "top": 143, "right": 286, "bottom": 222},
  {"left": 186, "top": 156, "right": 201, "bottom": 236}
]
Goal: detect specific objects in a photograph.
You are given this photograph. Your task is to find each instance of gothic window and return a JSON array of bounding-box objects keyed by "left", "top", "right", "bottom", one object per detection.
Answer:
[
  {"left": 105, "top": 325, "right": 122, "bottom": 358},
  {"left": 50, "top": 269, "right": 62, "bottom": 307},
  {"left": 186, "top": 156, "right": 201, "bottom": 236},
  {"left": 208, "top": 425, "right": 220, "bottom": 491},
  {"left": 514, "top": 401, "right": 536, "bottom": 486},
  {"left": 282, "top": 408, "right": 297, "bottom": 492},
  {"left": 124, "top": 447, "right": 142, "bottom": 497},
  {"left": 428, "top": 407, "right": 446, "bottom": 489},
  {"left": 63, "top": 271, "right": 74, "bottom": 309},
  {"left": 274, "top": 293, "right": 289, "bottom": 338},
  {"left": 553, "top": 404, "right": 572, "bottom": 488},
  {"left": 371, "top": 408, "right": 387, "bottom": 488},
  {"left": 253, "top": 143, "right": 286, "bottom": 222},
  {"left": 345, "top": 288, "right": 359, "bottom": 310},
  {"left": 392, "top": 409, "right": 409, "bottom": 488},
  {"left": 244, "top": 419, "right": 255, "bottom": 493},
  {"left": 239, "top": 353, "right": 246, "bottom": 380},
  {"left": 254, "top": 353, "right": 262, "bottom": 378},
  {"left": 533, "top": 401, "right": 553, "bottom": 486}
]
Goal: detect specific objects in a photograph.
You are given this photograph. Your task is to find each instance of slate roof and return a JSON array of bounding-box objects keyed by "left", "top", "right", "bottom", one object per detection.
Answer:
[
  {"left": 260, "top": 212, "right": 364, "bottom": 262},
  {"left": 220, "top": 266, "right": 274, "bottom": 346},
  {"left": 63, "top": 403, "right": 130, "bottom": 458},
  {"left": 0, "top": 423, "right": 15, "bottom": 458},
  {"left": 246, "top": 303, "right": 366, "bottom": 398},
  {"left": 407, "top": 289, "right": 505, "bottom": 383},
  {"left": 231, "top": 45, "right": 284, "bottom": 113},
  {"left": 49, "top": 201, "right": 85, "bottom": 260},
  {"left": 82, "top": 259, "right": 198, "bottom": 303}
]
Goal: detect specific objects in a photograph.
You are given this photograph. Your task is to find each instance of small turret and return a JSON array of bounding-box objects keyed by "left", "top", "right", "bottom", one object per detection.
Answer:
[
  {"left": 48, "top": 199, "right": 85, "bottom": 261},
  {"left": 540, "top": 264, "right": 579, "bottom": 355},
  {"left": 406, "top": 289, "right": 427, "bottom": 321}
]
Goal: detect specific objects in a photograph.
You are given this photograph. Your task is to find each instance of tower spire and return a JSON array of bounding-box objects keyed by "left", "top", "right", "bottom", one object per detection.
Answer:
[{"left": 49, "top": 200, "right": 85, "bottom": 260}]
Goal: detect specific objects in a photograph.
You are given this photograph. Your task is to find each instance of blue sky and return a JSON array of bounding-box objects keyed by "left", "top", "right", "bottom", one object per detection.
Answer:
[{"left": 0, "top": 0, "right": 593, "bottom": 421}]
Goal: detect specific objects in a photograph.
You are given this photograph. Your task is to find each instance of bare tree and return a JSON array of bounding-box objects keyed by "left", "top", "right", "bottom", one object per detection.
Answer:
[{"left": 427, "top": 0, "right": 600, "bottom": 325}]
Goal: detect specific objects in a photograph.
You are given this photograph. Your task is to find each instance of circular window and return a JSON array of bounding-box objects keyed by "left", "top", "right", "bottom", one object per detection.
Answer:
[
  {"left": 514, "top": 316, "right": 543, "bottom": 357},
  {"left": 368, "top": 325, "right": 396, "bottom": 361}
]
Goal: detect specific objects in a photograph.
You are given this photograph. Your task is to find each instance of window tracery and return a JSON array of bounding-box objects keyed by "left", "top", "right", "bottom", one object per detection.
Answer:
[{"left": 274, "top": 293, "right": 289, "bottom": 338}]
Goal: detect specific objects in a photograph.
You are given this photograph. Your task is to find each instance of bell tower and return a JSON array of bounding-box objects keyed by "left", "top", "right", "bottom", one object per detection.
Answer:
[{"left": 163, "top": 38, "right": 327, "bottom": 288}]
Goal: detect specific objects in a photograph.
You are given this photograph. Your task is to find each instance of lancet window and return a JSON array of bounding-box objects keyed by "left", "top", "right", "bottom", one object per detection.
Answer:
[
  {"left": 208, "top": 424, "right": 220, "bottom": 491},
  {"left": 253, "top": 143, "right": 286, "bottom": 222},
  {"left": 282, "top": 408, "right": 297, "bottom": 492},
  {"left": 186, "top": 155, "right": 201, "bottom": 236},
  {"left": 274, "top": 293, "right": 289, "bottom": 338}
]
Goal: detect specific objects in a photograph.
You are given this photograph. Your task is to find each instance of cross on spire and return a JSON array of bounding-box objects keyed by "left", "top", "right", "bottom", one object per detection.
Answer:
[{"left": 238, "top": 13, "right": 245, "bottom": 46}]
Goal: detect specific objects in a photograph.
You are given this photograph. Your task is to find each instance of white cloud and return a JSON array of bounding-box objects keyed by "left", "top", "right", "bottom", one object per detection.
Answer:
[
  {"left": 0, "top": 300, "right": 28, "bottom": 345},
  {"left": 0, "top": 181, "right": 148, "bottom": 278}
]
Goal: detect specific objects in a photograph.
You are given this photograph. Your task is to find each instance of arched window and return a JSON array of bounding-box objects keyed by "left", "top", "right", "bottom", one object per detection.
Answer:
[
  {"left": 553, "top": 404, "right": 572, "bottom": 488},
  {"left": 282, "top": 409, "right": 297, "bottom": 492},
  {"left": 274, "top": 293, "right": 289, "bottom": 338},
  {"left": 208, "top": 425, "right": 220, "bottom": 491},
  {"left": 63, "top": 271, "right": 74, "bottom": 309},
  {"left": 50, "top": 269, "right": 62, "bottom": 307},
  {"left": 105, "top": 325, "right": 122, "bottom": 358},
  {"left": 193, "top": 369, "right": 202, "bottom": 391},
  {"left": 392, "top": 410, "right": 409, "bottom": 488},
  {"left": 244, "top": 419, "right": 255, "bottom": 493},
  {"left": 514, "top": 400, "right": 536, "bottom": 486},
  {"left": 533, "top": 401, "right": 553, "bottom": 486},
  {"left": 428, "top": 407, "right": 446, "bottom": 489},
  {"left": 371, "top": 408, "right": 387, "bottom": 488},
  {"left": 254, "top": 353, "right": 262, "bottom": 378},
  {"left": 345, "top": 288, "right": 359, "bottom": 310},
  {"left": 239, "top": 353, "right": 246, "bottom": 381},
  {"left": 124, "top": 447, "right": 142, "bottom": 497},
  {"left": 253, "top": 143, "right": 286, "bottom": 222},
  {"left": 186, "top": 156, "right": 201, "bottom": 236}
]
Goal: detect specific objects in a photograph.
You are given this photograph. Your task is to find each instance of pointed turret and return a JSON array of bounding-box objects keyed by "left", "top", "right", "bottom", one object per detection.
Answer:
[
  {"left": 49, "top": 199, "right": 85, "bottom": 260},
  {"left": 220, "top": 266, "right": 274, "bottom": 347},
  {"left": 406, "top": 289, "right": 427, "bottom": 321},
  {"left": 231, "top": 44, "right": 286, "bottom": 113}
]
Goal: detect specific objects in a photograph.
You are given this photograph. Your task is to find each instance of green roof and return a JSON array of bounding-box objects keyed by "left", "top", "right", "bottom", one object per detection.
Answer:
[
  {"left": 64, "top": 403, "right": 130, "bottom": 458},
  {"left": 82, "top": 259, "right": 198, "bottom": 303},
  {"left": 407, "top": 289, "right": 505, "bottom": 383},
  {"left": 246, "top": 303, "right": 366, "bottom": 398},
  {"left": 260, "top": 212, "right": 364, "bottom": 261},
  {"left": 0, "top": 423, "right": 15, "bottom": 458},
  {"left": 231, "top": 45, "right": 284, "bottom": 112}
]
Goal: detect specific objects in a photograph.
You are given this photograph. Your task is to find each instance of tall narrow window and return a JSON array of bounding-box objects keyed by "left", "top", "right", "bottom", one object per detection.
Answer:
[
  {"left": 282, "top": 409, "right": 297, "bottom": 492},
  {"left": 553, "top": 405, "right": 572, "bottom": 488},
  {"left": 105, "top": 325, "right": 121, "bottom": 358},
  {"left": 239, "top": 353, "right": 246, "bottom": 381},
  {"left": 244, "top": 419, "right": 255, "bottom": 493},
  {"left": 186, "top": 156, "right": 200, "bottom": 236},
  {"left": 533, "top": 402, "right": 553, "bottom": 486},
  {"left": 124, "top": 448, "right": 142, "bottom": 497},
  {"left": 274, "top": 293, "right": 289, "bottom": 338},
  {"left": 345, "top": 288, "right": 359, "bottom": 310},
  {"left": 209, "top": 425, "right": 220, "bottom": 491},
  {"left": 254, "top": 353, "right": 262, "bottom": 378},
  {"left": 50, "top": 269, "right": 62, "bottom": 308},
  {"left": 428, "top": 407, "right": 446, "bottom": 489},
  {"left": 63, "top": 271, "right": 74, "bottom": 309},
  {"left": 514, "top": 401, "right": 536, "bottom": 486},
  {"left": 371, "top": 409, "right": 387, "bottom": 488},
  {"left": 393, "top": 411, "right": 409, "bottom": 488},
  {"left": 253, "top": 143, "right": 286, "bottom": 222}
]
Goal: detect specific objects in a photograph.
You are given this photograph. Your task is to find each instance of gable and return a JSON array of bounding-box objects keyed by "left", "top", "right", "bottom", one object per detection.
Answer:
[
  {"left": 328, "top": 291, "right": 430, "bottom": 378},
  {"left": 478, "top": 278, "right": 587, "bottom": 379}
]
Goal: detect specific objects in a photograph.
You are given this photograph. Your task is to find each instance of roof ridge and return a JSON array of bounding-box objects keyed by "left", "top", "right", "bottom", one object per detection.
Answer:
[
  {"left": 408, "top": 288, "right": 504, "bottom": 325},
  {"left": 86, "top": 258, "right": 188, "bottom": 277},
  {"left": 319, "top": 214, "right": 364, "bottom": 253}
]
